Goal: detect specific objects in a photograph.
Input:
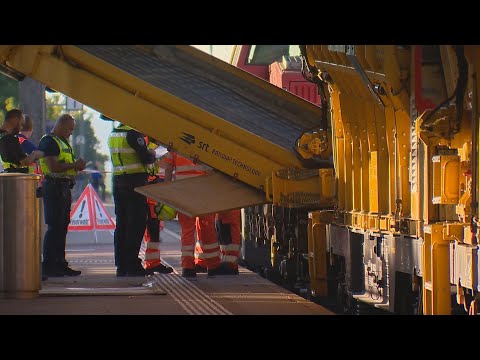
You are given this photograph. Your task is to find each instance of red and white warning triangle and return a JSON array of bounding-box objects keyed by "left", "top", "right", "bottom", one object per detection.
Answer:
[
  {"left": 69, "top": 186, "right": 94, "bottom": 231},
  {"left": 91, "top": 187, "right": 115, "bottom": 230},
  {"left": 69, "top": 184, "right": 115, "bottom": 231}
]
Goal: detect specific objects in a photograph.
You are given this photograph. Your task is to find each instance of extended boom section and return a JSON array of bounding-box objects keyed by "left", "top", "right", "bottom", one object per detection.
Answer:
[{"left": 0, "top": 45, "right": 335, "bottom": 212}]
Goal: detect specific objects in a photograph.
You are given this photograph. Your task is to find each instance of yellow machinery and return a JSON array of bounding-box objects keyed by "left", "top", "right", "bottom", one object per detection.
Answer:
[
  {"left": 302, "top": 45, "right": 479, "bottom": 314},
  {"left": 0, "top": 45, "right": 478, "bottom": 314}
]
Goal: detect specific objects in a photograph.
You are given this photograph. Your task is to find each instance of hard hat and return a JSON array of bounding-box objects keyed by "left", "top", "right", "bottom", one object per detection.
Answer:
[{"left": 154, "top": 203, "right": 177, "bottom": 221}]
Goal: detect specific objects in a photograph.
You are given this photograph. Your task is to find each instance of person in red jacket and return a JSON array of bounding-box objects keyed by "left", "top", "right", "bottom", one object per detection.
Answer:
[
  {"left": 215, "top": 209, "right": 241, "bottom": 275},
  {"left": 164, "top": 151, "right": 229, "bottom": 278}
]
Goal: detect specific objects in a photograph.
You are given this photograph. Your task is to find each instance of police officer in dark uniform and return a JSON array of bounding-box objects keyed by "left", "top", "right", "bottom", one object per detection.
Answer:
[
  {"left": 38, "top": 114, "right": 86, "bottom": 277},
  {"left": 108, "top": 123, "right": 156, "bottom": 277},
  {"left": 0, "top": 109, "right": 44, "bottom": 173}
]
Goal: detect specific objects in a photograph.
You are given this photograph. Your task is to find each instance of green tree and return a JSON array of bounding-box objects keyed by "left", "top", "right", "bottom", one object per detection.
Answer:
[
  {"left": 0, "top": 74, "right": 19, "bottom": 122},
  {"left": 45, "top": 93, "right": 107, "bottom": 167},
  {"left": 45, "top": 93, "right": 64, "bottom": 121},
  {"left": 71, "top": 114, "right": 109, "bottom": 166}
]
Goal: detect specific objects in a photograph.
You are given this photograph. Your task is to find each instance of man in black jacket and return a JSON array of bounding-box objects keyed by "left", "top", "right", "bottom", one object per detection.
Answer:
[{"left": 0, "top": 109, "right": 43, "bottom": 173}]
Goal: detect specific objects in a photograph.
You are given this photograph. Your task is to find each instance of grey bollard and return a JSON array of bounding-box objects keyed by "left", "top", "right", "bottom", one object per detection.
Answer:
[{"left": 0, "top": 173, "right": 41, "bottom": 299}]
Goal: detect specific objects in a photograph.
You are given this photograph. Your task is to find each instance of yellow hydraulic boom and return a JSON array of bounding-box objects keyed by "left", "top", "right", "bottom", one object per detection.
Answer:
[{"left": 0, "top": 45, "right": 335, "bottom": 214}]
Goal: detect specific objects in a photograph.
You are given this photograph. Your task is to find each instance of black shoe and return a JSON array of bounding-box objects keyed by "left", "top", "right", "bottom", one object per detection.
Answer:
[
  {"left": 44, "top": 268, "right": 65, "bottom": 277},
  {"left": 223, "top": 267, "right": 239, "bottom": 275},
  {"left": 63, "top": 266, "right": 81, "bottom": 276},
  {"left": 150, "top": 264, "right": 173, "bottom": 274},
  {"left": 220, "top": 263, "right": 239, "bottom": 275},
  {"left": 182, "top": 268, "right": 196, "bottom": 278},
  {"left": 207, "top": 264, "right": 239, "bottom": 276},
  {"left": 126, "top": 268, "right": 150, "bottom": 277},
  {"left": 207, "top": 266, "right": 224, "bottom": 276},
  {"left": 194, "top": 264, "right": 207, "bottom": 273},
  {"left": 42, "top": 263, "right": 64, "bottom": 277},
  {"left": 116, "top": 268, "right": 127, "bottom": 277}
]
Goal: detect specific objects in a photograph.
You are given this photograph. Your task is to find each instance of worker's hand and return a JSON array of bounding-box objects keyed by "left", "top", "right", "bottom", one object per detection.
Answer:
[
  {"left": 33, "top": 150, "right": 44, "bottom": 160},
  {"left": 74, "top": 159, "right": 87, "bottom": 172}
]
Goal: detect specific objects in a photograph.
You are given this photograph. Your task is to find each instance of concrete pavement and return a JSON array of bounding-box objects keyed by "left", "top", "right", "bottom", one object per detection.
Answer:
[{"left": 0, "top": 215, "right": 333, "bottom": 315}]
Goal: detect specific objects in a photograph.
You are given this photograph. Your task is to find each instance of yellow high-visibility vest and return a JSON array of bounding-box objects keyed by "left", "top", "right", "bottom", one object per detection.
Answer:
[
  {"left": 108, "top": 125, "right": 147, "bottom": 175},
  {"left": 39, "top": 134, "right": 76, "bottom": 178}
]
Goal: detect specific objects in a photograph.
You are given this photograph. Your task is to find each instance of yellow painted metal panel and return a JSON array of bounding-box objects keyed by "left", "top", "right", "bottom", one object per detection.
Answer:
[
  {"left": 308, "top": 211, "right": 334, "bottom": 297},
  {"left": 384, "top": 106, "right": 396, "bottom": 214},
  {"left": 374, "top": 105, "right": 390, "bottom": 215},
  {"left": 331, "top": 90, "right": 345, "bottom": 210},
  {"left": 383, "top": 46, "right": 410, "bottom": 112},
  {"left": 422, "top": 224, "right": 451, "bottom": 314},
  {"left": 395, "top": 109, "right": 412, "bottom": 216},
  {"left": 369, "top": 151, "right": 379, "bottom": 213},
  {"left": 271, "top": 168, "right": 335, "bottom": 208},
  {"left": 357, "top": 102, "right": 370, "bottom": 213}
]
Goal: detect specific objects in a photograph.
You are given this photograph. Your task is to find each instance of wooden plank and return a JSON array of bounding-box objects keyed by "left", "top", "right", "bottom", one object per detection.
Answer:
[{"left": 134, "top": 172, "right": 266, "bottom": 217}]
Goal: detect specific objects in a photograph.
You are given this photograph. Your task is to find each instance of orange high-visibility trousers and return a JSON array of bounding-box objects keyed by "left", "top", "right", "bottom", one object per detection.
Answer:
[
  {"left": 144, "top": 197, "right": 163, "bottom": 269},
  {"left": 216, "top": 210, "right": 241, "bottom": 270},
  {"left": 179, "top": 212, "right": 220, "bottom": 270},
  {"left": 143, "top": 176, "right": 165, "bottom": 269}
]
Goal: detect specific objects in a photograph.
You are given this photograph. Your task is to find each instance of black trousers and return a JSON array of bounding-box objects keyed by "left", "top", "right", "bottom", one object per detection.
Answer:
[
  {"left": 42, "top": 178, "right": 72, "bottom": 268},
  {"left": 113, "top": 174, "right": 148, "bottom": 271}
]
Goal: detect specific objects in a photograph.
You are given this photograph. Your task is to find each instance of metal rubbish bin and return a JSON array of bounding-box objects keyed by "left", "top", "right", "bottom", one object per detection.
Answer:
[{"left": 0, "top": 173, "right": 41, "bottom": 299}]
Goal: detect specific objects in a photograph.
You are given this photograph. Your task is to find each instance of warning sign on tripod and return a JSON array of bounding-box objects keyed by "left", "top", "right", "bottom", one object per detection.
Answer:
[
  {"left": 92, "top": 196, "right": 114, "bottom": 230},
  {"left": 69, "top": 184, "right": 115, "bottom": 232}
]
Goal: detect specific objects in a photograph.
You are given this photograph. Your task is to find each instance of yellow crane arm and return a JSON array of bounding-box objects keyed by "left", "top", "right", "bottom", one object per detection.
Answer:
[{"left": 0, "top": 45, "right": 335, "bottom": 211}]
